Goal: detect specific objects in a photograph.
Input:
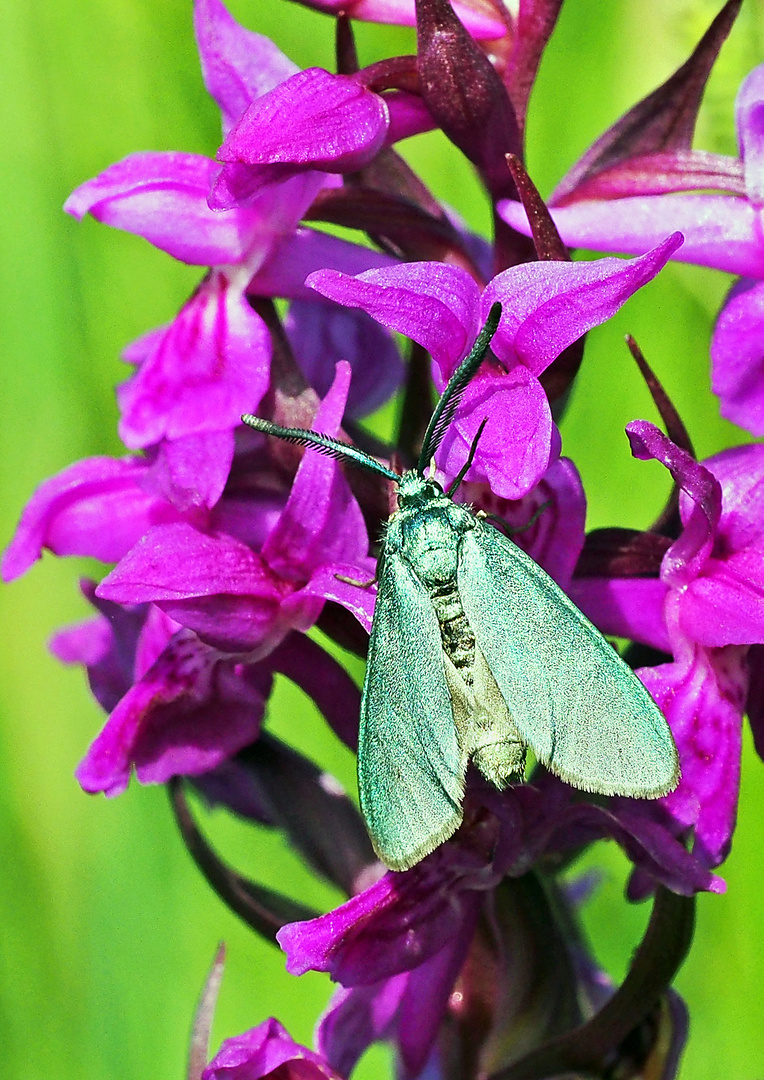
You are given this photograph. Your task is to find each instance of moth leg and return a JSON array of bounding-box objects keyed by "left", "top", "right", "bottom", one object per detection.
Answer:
[
  {"left": 335, "top": 572, "right": 378, "bottom": 589},
  {"left": 476, "top": 500, "right": 552, "bottom": 537},
  {"left": 446, "top": 416, "right": 489, "bottom": 497}
]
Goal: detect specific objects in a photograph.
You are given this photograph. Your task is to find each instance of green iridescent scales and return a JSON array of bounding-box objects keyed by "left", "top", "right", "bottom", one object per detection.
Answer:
[{"left": 243, "top": 304, "right": 680, "bottom": 872}]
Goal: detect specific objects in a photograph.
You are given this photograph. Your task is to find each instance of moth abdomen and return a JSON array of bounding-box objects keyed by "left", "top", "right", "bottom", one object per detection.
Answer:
[{"left": 429, "top": 581, "right": 475, "bottom": 679}]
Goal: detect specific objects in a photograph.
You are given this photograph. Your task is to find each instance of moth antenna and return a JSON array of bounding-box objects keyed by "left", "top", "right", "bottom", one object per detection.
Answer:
[
  {"left": 446, "top": 416, "right": 489, "bottom": 497},
  {"left": 417, "top": 302, "right": 502, "bottom": 474},
  {"left": 242, "top": 414, "right": 399, "bottom": 482}
]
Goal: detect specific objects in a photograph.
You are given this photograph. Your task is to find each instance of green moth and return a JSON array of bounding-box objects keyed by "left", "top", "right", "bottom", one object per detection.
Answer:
[{"left": 243, "top": 304, "right": 680, "bottom": 872}]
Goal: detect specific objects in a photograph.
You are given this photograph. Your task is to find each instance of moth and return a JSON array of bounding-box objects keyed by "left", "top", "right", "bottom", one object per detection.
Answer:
[{"left": 243, "top": 304, "right": 679, "bottom": 871}]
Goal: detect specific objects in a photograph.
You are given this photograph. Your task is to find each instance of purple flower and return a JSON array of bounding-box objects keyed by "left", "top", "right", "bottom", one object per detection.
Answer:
[
  {"left": 499, "top": 59, "right": 764, "bottom": 435},
  {"left": 1, "top": 453, "right": 204, "bottom": 583},
  {"left": 95, "top": 363, "right": 374, "bottom": 653},
  {"left": 76, "top": 626, "right": 273, "bottom": 796},
  {"left": 576, "top": 424, "right": 764, "bottom": 868},
  {"left": 4, "top": 360, "right": 373, "bottom": 668},
  {"left": 64, "top": 0, "right": 399, "bottom": 499},
  {"left": 212, "top": 68, "right": 431, "bottom": 208},
  {"left": 307, "top": 239, "right": 682, "bottom": 498},
  {"left": 75, "top": 624, "right": 360, "bottom": 797},
  {"left": 51, "top": 581, "right": 362, "bottom": 797},
  {"left": 203, "top": 1017, "right": 341, "bottom": 1080},
  {"left": 49, "top": 581, "right": 173, "bottom": 712},
  {"left": 278, "top": 780, "right": 711, "bottom": 1078},
  {"left": 497, "top": 54, "right": 761, "bottom": 277},
  {"left": 279, "top": 835, "right": 492, "bottom": 1077}
]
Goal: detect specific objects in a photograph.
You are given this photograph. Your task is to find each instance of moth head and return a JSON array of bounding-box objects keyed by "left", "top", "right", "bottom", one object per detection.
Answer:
[{"left": 397, "top": 471, "right": 443, "bottom": 509}]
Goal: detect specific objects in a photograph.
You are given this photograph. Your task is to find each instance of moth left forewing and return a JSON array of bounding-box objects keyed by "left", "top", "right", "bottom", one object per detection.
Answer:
[
  {"left": 359, "top": 549, "right": 467, "bottom": 871},
  {"left": 457, "top": 520, "right": 679, "bottom": 798}
]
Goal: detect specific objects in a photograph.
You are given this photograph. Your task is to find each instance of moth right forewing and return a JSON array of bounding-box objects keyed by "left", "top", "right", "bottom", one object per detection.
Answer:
[
  {"left": 359, "top": 549, "right": 466, "bottom": 871},
  {"left": 457, "top": 521, "right": 679, "bottom": 799}
]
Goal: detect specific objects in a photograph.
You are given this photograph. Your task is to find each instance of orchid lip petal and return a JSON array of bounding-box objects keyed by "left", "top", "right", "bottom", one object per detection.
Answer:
[
  {"left": 711, "top": 278, "right": 764, "bottom": 435},
  {"left": 117, "top": 274, "right": 271, "bottom": 449},
  {"left": 1, "top": 455, "right": 182, "bottom": 581},
  {"left": 64, "top": 152, "right": 259, "bottom": 266}
]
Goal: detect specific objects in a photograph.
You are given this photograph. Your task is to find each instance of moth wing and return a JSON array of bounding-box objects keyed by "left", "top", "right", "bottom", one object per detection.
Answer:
[
  {"left": 457, "top": 523, "right": 679, "bottom": 797},
  {"left": 359, "top": 551, "right": 466, "bottom": 871}
]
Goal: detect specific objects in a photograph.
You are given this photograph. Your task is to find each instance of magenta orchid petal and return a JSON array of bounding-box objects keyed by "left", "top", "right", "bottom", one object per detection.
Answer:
[
  {"left": 483, "top": 234, "right": 683, "bottom": 377},
  {"left": 672, "top": 443, "right": 764, "bottom": 646},
  {"left": 437, "top": 367, "right": 555, "bottom": 498},
  {"left": 735, "top": 62, "right": 764, "bottom": 205},
  {"left": 639, "top": 598, "right": 749, "bottom": 867},
  {"left": 262, "top": 363, "right": 370, "bottom": 579},
  {"left": 50, "top": 615, "right": 113, "bottom": 669},
  {"left": 396, "top": 911, "right": 481, "bottom": 1078},
  {"left": 568, "top": 577, "right": 671, "bottom": 653},
  {"left": 211, "top": 490, "right": 289, "bottom": 552},
  {"left": 76, "top": 629, "right": 272, "bottom": 795},
  {"left": 286, "top": 299, "right": 405, "bottom": 419},
  {"left": 710, "top": 278, "right": 764, "bottom": 435},
  {"left": 95, "top": 525, "right": 290, "bottom": 654},
  {"left": 218, "top": 69, "right": 389, "bottom": 177},
  {"left": 194, "top": 0, "right": 298, "bottom": 136},
  {"left": 384, "top": 90, "right": 437, "bottom": 144},
  {"left": 140, "top": 430, "right": 235, "bottom": 513},
  {"left": 50, "top": 583, "right": 178, "bottom": 713},
  {"left": 252, "top": 228, "right": 396, "bottom": 301},
  {"left": 678, "top": 558, "right": 764, "bottom": 647},
  {"left": 97, "top": 521, "right": 275, "bottom": 605},
  {"left": 117, "top": 272, "right": 271, "bottom": 448},
  {"left": 500, "top": 195, "right": 764, "bottom": 278},
  {"left": 297, "top": 0, "right": 506, "bottom": 37},
  {"left": 277, "top": 871, "right": 399, "bottom": 979},
  {"left": 701, "top": 442, "right": 764, "bottom": 548},
  {"left": 134, "top": 604, "right": 181, "bottom": 678},
  {"left": 1, "top": 456, "right": 182, "bottom": 582},
  {"left": 317, "top": 979, "right": 407, "bottom": 1080},
  {"left": 278, "top": 846, "right": 489, "bottom": 985},
  {"left": 307, "top": 263, "right": 481, "bottom": 377},
  {"left": 296, "top": 562, "right": 377, "bottom": 635},
  {"left": 49, "top": 584, "right": 148, "bottom": 714},
  {"left": 515, "top": 457, "right": 586, "bottom": 588},
  {"left": 626, "top": 420, "right": 722, "bottom": 586},
  {"left": 202, "top": 1017, "right": 340, "bottom": 1080},
  {"left": 208, "top": 160, "right": 337, "bottom": 212},
  {"left": 239, "top": 172, "right": 336, "bottom": 239},
  {"left": 64, "top": 152, "right": 260, "bottom": 266}
]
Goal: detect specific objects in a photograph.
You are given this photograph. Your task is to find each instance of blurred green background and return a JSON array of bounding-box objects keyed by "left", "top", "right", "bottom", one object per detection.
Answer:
[{"left": 2, "top": 0, "right": 764, "bottom": 1076}]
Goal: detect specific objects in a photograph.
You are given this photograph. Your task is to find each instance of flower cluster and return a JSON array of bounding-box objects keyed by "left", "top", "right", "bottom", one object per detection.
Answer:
[{"left": 5, "top": 0, "right": 764, "bottom": 1077}]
